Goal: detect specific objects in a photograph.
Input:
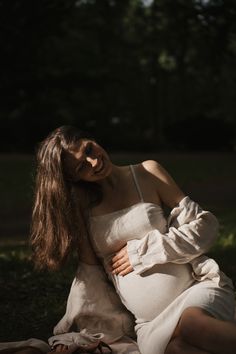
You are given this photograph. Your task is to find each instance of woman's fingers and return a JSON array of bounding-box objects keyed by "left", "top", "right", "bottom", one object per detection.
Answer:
[
  {"left": 119, "top": 265, "right": 134, "bottom": 276},
  {"left": 111, "top": 245, "right": 134, "bottom": 276},
  {"left": 112, "top": 254, "right": 129, "bottom": 268},
  {"left": 112, "top": 261, "right": 130, "bottom": 274},
  {"left": 111, "top": 251, "right": 128, "bottom": 270},
  {"left": 112, "top": 247, "right": 126, "bottom": 262},
  {"left": 54, "top": 345, "right": 68, "bottom": 352}
]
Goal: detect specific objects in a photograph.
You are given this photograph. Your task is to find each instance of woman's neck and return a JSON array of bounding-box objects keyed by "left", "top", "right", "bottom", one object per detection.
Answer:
[{"left": 98, "top": 164, "right": 129, "bottom": 192}]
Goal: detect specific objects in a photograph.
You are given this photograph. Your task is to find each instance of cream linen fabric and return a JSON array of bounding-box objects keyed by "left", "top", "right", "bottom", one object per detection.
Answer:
[
  {"left": 127, "top": 196, "right": 232, "bottom": 287},
  {"left": 0, "top": 339, "right": 50, "bottom": 353},
  {"left": 127, "top": 196, "right": 219, "bottom": 272},
  {"left": 48, "top": 330, "right": 104, "bottom": 351},
  {"left": 54, "top": 196, "right": 235, "bottom": 354},
  {"left": 53, "top": 261, "right": 135, "bottom": 344},
  {"left": 49, "top": 332, "right": 140, "bottom": 354}
]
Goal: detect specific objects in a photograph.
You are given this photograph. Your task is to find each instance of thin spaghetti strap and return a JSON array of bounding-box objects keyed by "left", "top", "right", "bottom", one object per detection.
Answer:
[{"left": 130, "top": 165, "right": 144, "bottom": 202}]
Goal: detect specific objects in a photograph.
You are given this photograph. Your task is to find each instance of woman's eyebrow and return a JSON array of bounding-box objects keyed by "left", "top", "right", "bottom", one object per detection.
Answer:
[
  {"left": 74, "top": 144, "right": 88, "bottom": 172},
  {"left": 73, "top": 140, "right": 92, "bottom": 172}
]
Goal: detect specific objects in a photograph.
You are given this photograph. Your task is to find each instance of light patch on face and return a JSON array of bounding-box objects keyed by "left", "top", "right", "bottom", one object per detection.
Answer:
[{"left": 63, "top": 139, "right": 112, "bottom": 182}]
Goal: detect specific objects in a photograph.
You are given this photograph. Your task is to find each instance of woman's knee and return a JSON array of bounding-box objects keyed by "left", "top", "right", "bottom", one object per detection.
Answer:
[
  {"left": 177, "top": 306, "right": 213, "bottom": 342},
  {"left": 165, "top": 337, "right": 187, "bottom": 354}
]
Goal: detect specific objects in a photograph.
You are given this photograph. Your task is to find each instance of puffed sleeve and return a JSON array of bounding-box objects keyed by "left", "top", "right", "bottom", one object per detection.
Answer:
[
  {"left": 53, "top": 262, "right": 135, "bottom": 344},
  {"left": 127, "top": 196, "right": 219, "bottom": 274}
]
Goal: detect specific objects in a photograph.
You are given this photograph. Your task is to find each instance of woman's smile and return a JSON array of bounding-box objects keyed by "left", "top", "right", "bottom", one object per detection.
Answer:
[{"left": 94, "top": 158, "right": 104, "bottom": 174}]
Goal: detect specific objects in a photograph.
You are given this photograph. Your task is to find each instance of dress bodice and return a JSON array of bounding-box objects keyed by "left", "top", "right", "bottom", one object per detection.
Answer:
[
  {"left": 89, "top": 165, "right": 167, "bottom": 262},
  {"left": 89, "top": 201, "right": 167, "bottom": 262},
  {"left": 89, "top": 201, "right": 194, "bottom": 323}
]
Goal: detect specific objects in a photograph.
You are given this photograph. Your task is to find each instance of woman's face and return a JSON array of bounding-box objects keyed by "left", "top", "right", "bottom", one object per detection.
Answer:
[{"left": 64, "top": 139, "right": 112, "bottom": 182}]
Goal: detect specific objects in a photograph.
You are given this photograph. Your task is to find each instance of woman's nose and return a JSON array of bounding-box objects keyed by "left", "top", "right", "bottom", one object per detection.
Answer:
[{"left": 86, "top": 156, "right": 97, "bottom": 167}]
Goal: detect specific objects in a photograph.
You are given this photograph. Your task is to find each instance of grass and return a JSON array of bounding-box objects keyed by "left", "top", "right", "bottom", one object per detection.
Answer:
[
  {"left": 0, "top": 152, "right": 236, "bottom": 342},
  {"left": 0, "top": 245, "right": 76, "bottom": 342}
]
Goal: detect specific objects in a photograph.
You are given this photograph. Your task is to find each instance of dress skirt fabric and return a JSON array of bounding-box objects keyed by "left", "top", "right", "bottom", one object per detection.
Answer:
[{"left": 136, "top": 280, "right": 235, "bottom": 354}]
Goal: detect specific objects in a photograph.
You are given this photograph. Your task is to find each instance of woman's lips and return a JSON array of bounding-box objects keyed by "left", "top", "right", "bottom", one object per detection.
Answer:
[{"left": 95, "top": 158, "right": 104, "bottom": 174}]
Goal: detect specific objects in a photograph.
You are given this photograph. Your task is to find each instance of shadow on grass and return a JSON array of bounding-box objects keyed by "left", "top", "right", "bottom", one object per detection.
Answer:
[{"left": 0, "top": 245, "right": 76, "bottom": 342}]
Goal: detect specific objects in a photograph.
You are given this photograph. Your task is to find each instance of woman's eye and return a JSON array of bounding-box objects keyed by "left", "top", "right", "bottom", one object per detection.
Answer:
[{"left": 85, "top": 144, "right": 93, "bottom": 155}]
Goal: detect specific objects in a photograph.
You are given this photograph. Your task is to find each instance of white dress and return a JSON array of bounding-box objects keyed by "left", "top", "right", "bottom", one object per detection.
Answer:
[{"left": 89, "top": 165, "right": 235, "bottom": 354}]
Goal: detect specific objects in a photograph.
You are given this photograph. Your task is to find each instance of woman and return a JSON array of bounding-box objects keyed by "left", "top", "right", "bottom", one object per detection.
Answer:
[{"left": 30, "top": 125, "right": 236, "bottom": 354}]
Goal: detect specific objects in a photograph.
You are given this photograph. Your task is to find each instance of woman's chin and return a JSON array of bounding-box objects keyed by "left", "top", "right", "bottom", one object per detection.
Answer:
[{"left": 94, "top": 161, "right": 112, "bottom": 181}]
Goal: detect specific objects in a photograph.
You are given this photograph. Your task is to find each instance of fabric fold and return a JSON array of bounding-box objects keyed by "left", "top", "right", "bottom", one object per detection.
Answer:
[
  {"left": 0, "top": 339, "right": 50, "bottom": 353},
  {"left": 127, "top": 196, "right": 219, "bottom": 275},
  {"left": 53, "top": 262, "right": 135, "bottom": 343}
]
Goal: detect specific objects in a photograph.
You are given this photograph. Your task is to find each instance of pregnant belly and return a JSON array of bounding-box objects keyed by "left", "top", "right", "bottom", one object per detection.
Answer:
[{"left": 112, "top": 263, "right": 194, "bottom": 322}]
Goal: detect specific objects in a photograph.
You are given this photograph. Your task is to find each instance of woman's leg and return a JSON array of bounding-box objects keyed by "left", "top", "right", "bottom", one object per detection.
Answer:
[
  {"left": 165, "top": 336, "right": 212, "bottom": 354},
  {"left": 166, "top": 306, "right": 236, "bottom": 354}
]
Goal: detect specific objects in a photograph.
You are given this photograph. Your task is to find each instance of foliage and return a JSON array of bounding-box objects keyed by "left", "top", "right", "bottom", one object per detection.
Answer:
[{"left": 0, "top": 0, "right": 236, "bottom": 151}]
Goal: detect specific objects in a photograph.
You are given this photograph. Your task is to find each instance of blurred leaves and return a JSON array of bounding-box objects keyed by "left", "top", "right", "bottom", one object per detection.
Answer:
[{"left": 0, "top": 0, "right": 236, "bottom": 151}]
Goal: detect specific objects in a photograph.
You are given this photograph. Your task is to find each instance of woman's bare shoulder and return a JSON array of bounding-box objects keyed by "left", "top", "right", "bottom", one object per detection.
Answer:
[
  {"left": 140, "top": 160, "right": 186, "bottom": 208},
  {"left": 140, "top": 159, "right": 171, "bottom": 181},
  {"left": 141, "top": 159, "right": 163, "bottom": 173}
]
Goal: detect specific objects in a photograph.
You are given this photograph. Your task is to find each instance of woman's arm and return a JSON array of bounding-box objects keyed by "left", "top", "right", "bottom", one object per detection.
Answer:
[
  {"left": 112, "top": 197, "right": 219, "bottom": 276},
  {"left": 79, "top": 234, "right": 100, "bottom": 265},
  {"left": 141, "top": 159, "right": 186, "bottom": 209}
]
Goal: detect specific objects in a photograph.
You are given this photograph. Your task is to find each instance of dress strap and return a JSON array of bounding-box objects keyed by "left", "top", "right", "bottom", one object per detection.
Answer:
[{"left": 130, "top": 165, "right": 144, "bottom": 202}]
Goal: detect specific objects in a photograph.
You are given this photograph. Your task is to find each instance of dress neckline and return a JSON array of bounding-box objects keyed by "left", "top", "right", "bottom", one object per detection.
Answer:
[
  {"left": 90, "top": 201, "right": 163, "bottom": 219},
  {"left": 90, "top": 164, "right": 162, "bottom": 219}
]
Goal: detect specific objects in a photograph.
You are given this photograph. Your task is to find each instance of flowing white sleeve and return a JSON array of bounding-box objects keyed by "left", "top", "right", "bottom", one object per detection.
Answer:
[
  {"left": 127, "top": 196, "right": 219, "bottom": 274},
  {"left": 53, "top": 262, "right": 135, "bottom": 344}
]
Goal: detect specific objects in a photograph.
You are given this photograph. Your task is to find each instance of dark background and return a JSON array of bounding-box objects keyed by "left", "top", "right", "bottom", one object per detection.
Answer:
[
  {"left": 0, "top": 0, "right": 236, "bottom": 341},
  {"left": 0, "top": 0, "right": 236, "bottom": 153}
]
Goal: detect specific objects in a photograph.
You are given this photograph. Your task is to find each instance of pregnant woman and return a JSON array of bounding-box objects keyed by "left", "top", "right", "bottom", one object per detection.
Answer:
[{"left": 30, "top": 125, "right": 236, "bottom": 354}]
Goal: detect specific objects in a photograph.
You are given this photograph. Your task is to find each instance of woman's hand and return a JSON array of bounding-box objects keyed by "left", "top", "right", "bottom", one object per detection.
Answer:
[
  {"left": 111, "top": 245, "right": 134, "bottom": 276},
  {"left": 54, "top": 344, "right": 68, "bottom": 352}
]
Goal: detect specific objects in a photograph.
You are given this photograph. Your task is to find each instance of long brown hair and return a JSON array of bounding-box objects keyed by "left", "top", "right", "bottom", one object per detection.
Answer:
[{"left": 30, "top": 125, "right": 98, "bottom": 270}]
